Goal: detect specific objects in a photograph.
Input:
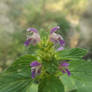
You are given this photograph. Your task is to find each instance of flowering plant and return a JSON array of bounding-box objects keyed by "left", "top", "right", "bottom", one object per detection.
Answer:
[{"left": 0, "top": 26, "right": 92, "bottom": 92}]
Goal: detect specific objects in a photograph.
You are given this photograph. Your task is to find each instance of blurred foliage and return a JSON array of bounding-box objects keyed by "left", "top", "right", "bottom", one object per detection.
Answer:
[{"left": 0, "top": 0, "right": 91, "bottom": 71}]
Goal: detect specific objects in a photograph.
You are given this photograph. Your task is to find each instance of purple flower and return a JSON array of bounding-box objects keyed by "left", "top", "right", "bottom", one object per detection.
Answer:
[
  {"left": 27, "top": 28, "right": 38, "bottom": 33},
  {"left": 59, "top": 62, "right": 71, "bottom": 76},
  {"left": 58, "top": 38, "right": 65, "bottom": 46},
  {"left": 50, "top": 26, "right": 60, "bottom": 34},
  {"left": 65, "top": 69, "right": 71, "bottom": 76},
  {"left": 49, "top": 26, "right": 65, "bottom": 51},
  {"left": 56, "top": 47, "right": 64, "bottom": 51},
  {"left": 61, "top": 62, "right": 69, "bottom": 67},
  {"left": 24, "top": 38, "right": 32, "bottom": 46},
  {"left": 24, "top": 28, "right": 40, "bottom": 46},
  {"left": 30, "top": 61, "right": 41, "bottom": 79}
]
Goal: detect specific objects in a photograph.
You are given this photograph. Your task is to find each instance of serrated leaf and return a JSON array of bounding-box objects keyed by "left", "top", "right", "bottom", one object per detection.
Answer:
[
  {"left": 60, "top": 75, "right": 77, "bottom": 92},
  {"left": 0, "top": 72, "right": 32, "bottom": 92},
  {"left": 0, "top": 54, "right": 36, "bottom": 92},
  {"left": 26, "top": 83, "right": 38, "bottom": 92},
  {"left": 61, "top": 60, "right": 92, "bottom": 92},
  {"left": 38, "top": 75, "right": 64, "bottom": 92},
  {"left": 7, "top": 54, "right": 36, "bottom": 73},
  {"left": 56, "top": 48, "right": 87, "bottom": 60}
]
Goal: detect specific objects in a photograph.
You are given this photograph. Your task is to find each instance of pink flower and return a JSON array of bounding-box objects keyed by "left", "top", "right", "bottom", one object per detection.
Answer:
[
  {"left": 49, "top": 26, "right": 65, "bottom": 51},
  {"left": 24, "top": 28, "right": 40, "bottom": 46},
  {"left": 30, "top": 61, "right": 41, "bottom": 79}
]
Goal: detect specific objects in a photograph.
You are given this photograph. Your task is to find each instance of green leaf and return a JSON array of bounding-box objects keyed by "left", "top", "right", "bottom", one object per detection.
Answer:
[
  {"left": 60, "top": 75, "right": 77, "bottom": 92},
  {"left": 61, "top": 60, "right": 92, "bottom": 92},
  {"left": 27, "top": 45, "right": 39, "bottom": 55},
  {"left": 38, "top": 75, "right": 65, "bottom": 92},
  {"left": 7, "top": 54, "right": 36, "bottom": 73},
  {"left": 0, "top": 54, "right": 36, "bottom": 92},
  {"left": 0, "top": 72, "right": 32, "bottom": 92},
  {"left": 70, "top": 60, "right": 92, "bottom": 92},
  {"left": 26, "top": 83, "right": 38, "bottom": 92},
  {"left": 56, "top": 48, "right": 87, "bottom": 60}
]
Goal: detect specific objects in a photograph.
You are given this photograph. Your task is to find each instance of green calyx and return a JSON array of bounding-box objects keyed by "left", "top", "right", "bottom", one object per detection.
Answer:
[{"left": 36, "top": 39, "right": 59, "bottom": 75}]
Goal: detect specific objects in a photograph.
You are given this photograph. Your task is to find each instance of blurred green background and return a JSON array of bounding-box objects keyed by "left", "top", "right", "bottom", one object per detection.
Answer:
[{"left": 0, "top": 0, "right": 92, "bottom": 71}]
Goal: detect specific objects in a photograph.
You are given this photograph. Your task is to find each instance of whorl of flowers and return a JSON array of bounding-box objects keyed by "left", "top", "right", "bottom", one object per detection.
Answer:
[{"left": 24, "top": 26, "right": 70, "bottom": 79}]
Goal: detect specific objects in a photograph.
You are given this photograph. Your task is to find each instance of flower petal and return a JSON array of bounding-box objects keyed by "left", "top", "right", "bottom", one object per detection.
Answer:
[
  {"left": 59, "top": 39, "right": 65, "bottom": 46},
  {"left": 27, "top": 28, "right": 38, "bottom": 33},
  {"left": 50, "top": 26, "right": 60, "bottom": 34},
  {"left": 24, "top": 39, "right": 31, "bottom": 46},
  {"left": 50, "top": 33, "right": 59, "bottom": 43},
  {"left": 25, "top": 30, "right": 40, "bottom": 46},
  {"left": 31, "top": 69, "right": 36, "bottom": 79},
  {"left": 31, "top": 33, "right": 40, "bottom": 45},
  {"left": 61, "top": 62, "right": 69, "bottom": 67},
  {"left": 30, "top": 61, "right": 41, "bottom": 67},
  {"left": 57, "top": 47, "right": 64, "bottom": 51},
  {"left": 65, "top": 69, "right": 71, "bottom": 76}
]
